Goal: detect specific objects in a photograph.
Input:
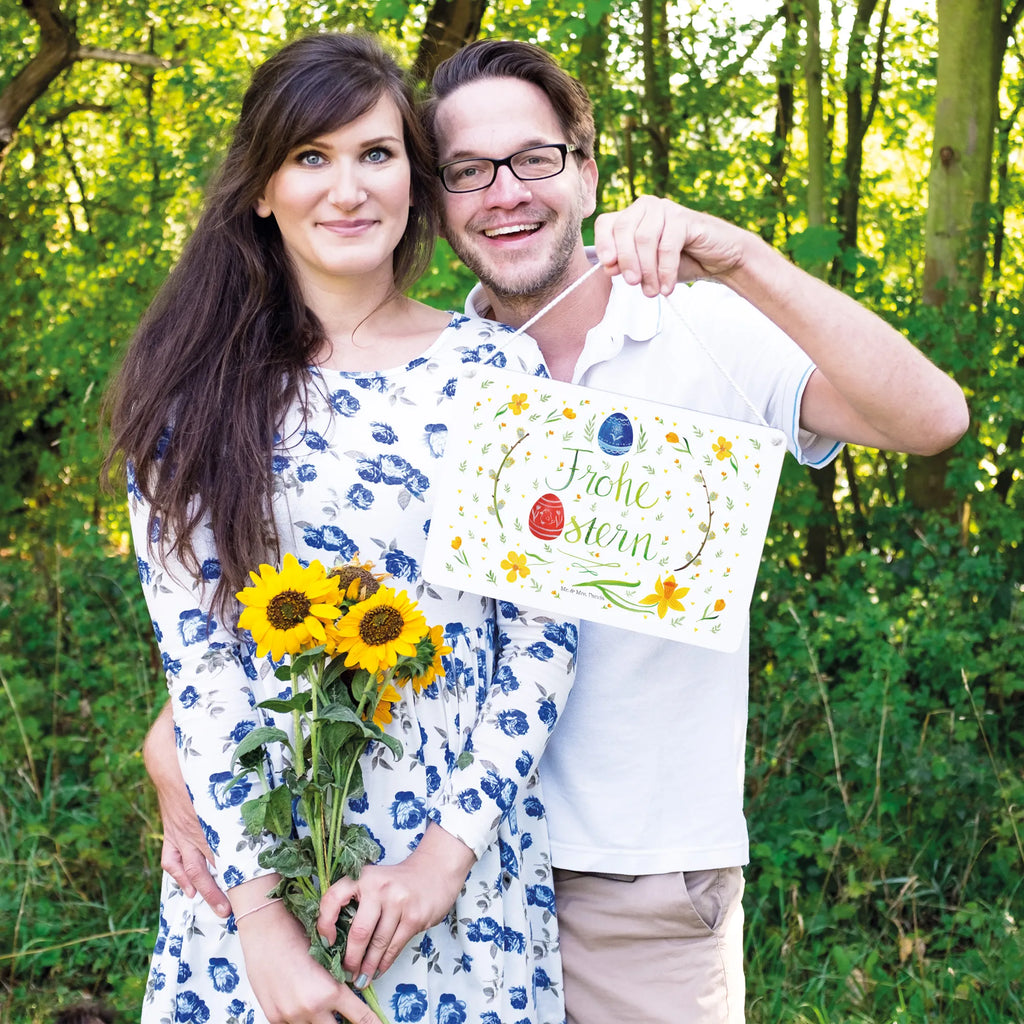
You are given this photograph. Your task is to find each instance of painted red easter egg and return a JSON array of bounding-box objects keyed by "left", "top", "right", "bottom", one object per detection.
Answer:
[{"left": 528, "top": 492, "right": 565, "bottom": 541}]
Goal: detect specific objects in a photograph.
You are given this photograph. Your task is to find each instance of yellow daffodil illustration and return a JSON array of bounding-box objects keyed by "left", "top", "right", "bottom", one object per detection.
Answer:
[
  {"left": 327, "top": 586, "right": 428, "bottom": 673},
  {"left": 500, "top": 550, "right": 530, "bottom": 582},
  {"left": 236, "top": 553, "right": 342, "bottom": 661},
  {"left": 639, "top": 574, "right": 690, "bottom": 619}
]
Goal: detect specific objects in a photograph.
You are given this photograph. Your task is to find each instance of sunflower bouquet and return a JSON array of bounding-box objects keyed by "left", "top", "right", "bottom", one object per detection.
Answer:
[{"left": 229, "top": 553, "right": 449, "bottom": 1021}]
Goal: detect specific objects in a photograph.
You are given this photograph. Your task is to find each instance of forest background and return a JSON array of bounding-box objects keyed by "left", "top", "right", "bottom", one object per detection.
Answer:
[{"left": 1, "top": 0, "right": 1022, "bottom": 1021}]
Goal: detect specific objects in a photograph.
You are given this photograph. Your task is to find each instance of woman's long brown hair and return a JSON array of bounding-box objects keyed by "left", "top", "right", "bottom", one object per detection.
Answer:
[{"left": 104, "top": 32, "right": 440, "bottom": 619}]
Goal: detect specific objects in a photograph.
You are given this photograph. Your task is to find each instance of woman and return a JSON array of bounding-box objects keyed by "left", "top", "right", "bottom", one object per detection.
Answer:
[{"left": 105, "top": 32, "right": 575, "bottom": 1024}]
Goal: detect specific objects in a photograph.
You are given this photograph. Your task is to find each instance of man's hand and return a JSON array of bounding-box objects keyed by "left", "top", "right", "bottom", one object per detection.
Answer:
[
  {"left": 144, "top": 702, "right": 231, "bottom": 917},
  {"left": 594, "top": 196, "right": 746, "bottom": 296}
]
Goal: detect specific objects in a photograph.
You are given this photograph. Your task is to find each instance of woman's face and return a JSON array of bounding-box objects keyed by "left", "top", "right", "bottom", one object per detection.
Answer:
[{"left": 255, "top": 94, "right": 413, "bottom": 296}]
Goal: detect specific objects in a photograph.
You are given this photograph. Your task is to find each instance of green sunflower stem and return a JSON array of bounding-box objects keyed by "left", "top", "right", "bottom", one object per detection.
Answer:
[{"left": 359, "top": 980, "right": 391, "bottom": 1024}]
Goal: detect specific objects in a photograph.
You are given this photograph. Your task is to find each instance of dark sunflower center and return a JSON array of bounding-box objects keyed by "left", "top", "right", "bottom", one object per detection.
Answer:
[
  {"left": 359, "top": 606, "right": 405, "bottom": 646},
  {"left": 330, "top": 566, "right": 381, "bottom": 601},
  {"left": 266, "top": 589, "right": 311, "bottom": 629}
]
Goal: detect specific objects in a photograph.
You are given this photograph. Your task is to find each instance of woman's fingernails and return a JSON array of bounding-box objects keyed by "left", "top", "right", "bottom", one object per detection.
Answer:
[{"left": 354, "top": 973, "right": 369, "bottom": 990}]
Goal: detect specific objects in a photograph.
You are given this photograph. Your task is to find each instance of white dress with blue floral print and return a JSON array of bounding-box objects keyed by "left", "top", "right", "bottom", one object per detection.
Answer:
[{"left": 131, "top": 317, "right": 576, "bottom": 1024}]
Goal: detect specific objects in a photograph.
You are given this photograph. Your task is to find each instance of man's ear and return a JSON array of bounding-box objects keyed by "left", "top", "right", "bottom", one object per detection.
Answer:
[{"left": 580, "top": 157, "right": 599, "bottom": 218}]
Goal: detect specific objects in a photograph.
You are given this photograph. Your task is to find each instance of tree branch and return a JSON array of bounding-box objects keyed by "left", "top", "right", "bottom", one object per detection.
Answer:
[{"left": 74, "top": 46, "right": 179, "bottom": 70}]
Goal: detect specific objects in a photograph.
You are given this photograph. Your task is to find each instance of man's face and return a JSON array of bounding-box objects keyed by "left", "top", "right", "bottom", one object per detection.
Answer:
[{"left": 433, "top": 77, "right": 598, "bottom": 307}]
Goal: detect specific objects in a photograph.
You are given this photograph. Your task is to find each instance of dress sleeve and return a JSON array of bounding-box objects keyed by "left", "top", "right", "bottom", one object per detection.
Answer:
[
  {"left": 127, "top": 464, "right": 277, "bottom": 888},
  {"left": 429, "top": 601, "right": 578, "bottom": 858}
]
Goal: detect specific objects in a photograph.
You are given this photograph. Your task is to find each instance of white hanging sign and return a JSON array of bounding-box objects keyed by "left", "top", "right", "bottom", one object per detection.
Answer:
[{"left": 423, "top": 367, "right": 786, "bottom": 651}]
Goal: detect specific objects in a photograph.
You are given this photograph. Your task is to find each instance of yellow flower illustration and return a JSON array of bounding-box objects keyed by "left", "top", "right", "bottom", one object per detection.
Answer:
[
  {"left": 712, "top": 436, "right": 733, "bottom": 461},
  {"left": 564, "top": 408, "right": 576, "bottom": 419},
  {"left": 500, "top": 551, "right": 530, "bottom": 582},
  {"left": 714, "top": 598, "right": 727, "bottom": 612},
  {"left": 666, "top": 431, "right": 679, "bottom": 443},
  {"left": 639, "top": 574, "right": 690, "bottom": 619},
  {"left": 236, "top": 553, "right": 342, "bottom": 662},
  {"left": 451, "top": 536, "right": 463, "bottom": 550},
  {"left": 508, "top": 393, "right": 530, "bottom": 415},
  {"left": 326, "top": 586, "right": 428, "bottom": 674}
]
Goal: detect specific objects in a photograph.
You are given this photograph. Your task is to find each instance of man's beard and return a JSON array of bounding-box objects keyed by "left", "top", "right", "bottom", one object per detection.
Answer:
[{"left": 448, "top": 206, "right": 584, "bottom": 321}]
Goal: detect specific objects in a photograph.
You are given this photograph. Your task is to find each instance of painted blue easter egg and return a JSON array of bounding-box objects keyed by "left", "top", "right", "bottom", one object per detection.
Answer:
[{"left": 597, "top": 412, "right": 634, "bottom": 456}]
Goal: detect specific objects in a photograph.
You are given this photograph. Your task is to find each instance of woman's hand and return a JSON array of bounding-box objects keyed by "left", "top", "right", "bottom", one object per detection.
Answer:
[
  {"left": 235, "top": 892, "right": 381, "bottom": 1024},
  {"left": 316, "top": 823, "right": 476, "bottom": 988}
]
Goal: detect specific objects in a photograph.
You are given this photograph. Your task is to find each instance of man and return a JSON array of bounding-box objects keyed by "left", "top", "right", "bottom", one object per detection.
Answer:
[{"left": 145, "top": 39, "right": 968, "bottom": 1024}]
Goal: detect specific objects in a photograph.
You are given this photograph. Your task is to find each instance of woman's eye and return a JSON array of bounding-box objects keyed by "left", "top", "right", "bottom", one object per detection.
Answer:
[
  {"left": 365, "top": 147, "right": 393, "bottom": 164},
  {"left": 296, "top": 150, "right": 326, "bottom": 167}
]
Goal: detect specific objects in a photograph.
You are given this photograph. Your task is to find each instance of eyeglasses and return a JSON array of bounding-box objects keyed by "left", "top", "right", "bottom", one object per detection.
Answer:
[{"left": 438, "top": 143, "right": 579, "bottom": 194}]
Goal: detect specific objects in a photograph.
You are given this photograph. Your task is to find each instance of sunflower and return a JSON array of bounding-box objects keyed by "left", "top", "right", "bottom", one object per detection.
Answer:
[
  {"left": 328, "top": 554, "right": 388, "bottom": 603},
  {"left": 368, "top": 681, "right": 403, "bottom": 727},
  {"left": 412, "top": 624, "right": 452, "bottom": 694},
  {"left": 236, "top": 553, "right": 342, "bottom": 661},
  {"left": 639, "top": 573, "right": 690, "bottom": 619},
  {"left": 328, "top": 586, "right": 428, "bottom": 674}
]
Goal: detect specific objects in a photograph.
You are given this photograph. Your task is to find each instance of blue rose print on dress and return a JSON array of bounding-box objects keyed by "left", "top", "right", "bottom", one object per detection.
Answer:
[
  {"left": 523, "top": 796, "right": 544, "bottom": 818},
  {"left": 383, "top": 548, "right": 418, "bottom": 582},
  {"left": 537, "top": 698, "right": 558, "bottom": 731},
  {"left": 525, "top": 641, "right": 554, "bottom": 661},
  {"left": 162, "top": 651, "right": 182, "bottom": 676},
  {"left": 329, "top": 389, "right": 360, "bottom": 416},
  {"left": 441, "top": 377, "right": 458, "bottom": 399},
  {"left": 223, "top": 866, "right": 244, "bottom": 888},
  {"left": 209, "top": 771, "right": 250, "bottom": 809},
  {"left": 357, "top": 457, "right": 383, "bottom": 483},
  {"left": 208, "top": 957, "right": 240, "bottom": 992},
  {"left": 178, "top": 608, "right": 214, "bottom": 646},
  {"left": 435, "top": 993, "right": 467, "bottom": 1024},
  {"left": 497, "top": 710, "right": 529, "bottom": 737},
  {"left": 456, "top": 789, "right": 481, "bottom": 813},
  {"left": 301, "top": 524, "right": 357, "bottom": 559},
  {"left": 498, "top": 600, "right": 521, "bottom": 620},
  {"left": 200, "top": 558, "right": 221, "bottom": 581},
  {"left": 499, "top": 838, "right": 519, "bottom": 879},
  {"left": 347, "top": 483, "right": 374, "bottom": 509},
  {"left": 390, "top": 791, "right": 427, "bottom": 830},
  {"left": 391, "top": 983, "right": 428, "bottom": 1022},
  {"left": 480, "top": 769, "right": 517, "bottom": 811},
  {"left": 543, "top": 621, "right": 579, "bottom": 654},
  {"left": 179, "top": 685, "right": 200, "bottom": 709},
  {"left": 423, "top": 423, "right": 447, "bottom": 458},
  {"left": 371, "top": 422, "right": 398, "bottom": 444},
  {"left": 272, "top": 455, "right": 289, "bottom": 474},
  {"left": 526, "top": 884, "right": 557, "bottom": 913},
  {"left": 138, "top": 557, "right": 152, "bottom": 584},
  {"left": 509, "top": 986, "right": 528, "bottom": 1010},
  {"left": 178, "top": 962, "right": 192, "bottom": 984},
  {"left": 355, "top": 373, "right": 389, "bottom": 392},
  {"left": 296, "top": 463, "right": 317, "bottom": 482},
  {"left": 174, "top": 991, "right": 211, "bottom": 1024},
  {"left": 406, "top": 470, "right": 430, "bottom": 498},
  {"left": 425, "top": 765, "right": 440, "bottom": 796},
  {"left": 515, "top": 751, "right": 534, "bottom": 777},
  {"left": 493, "top": 665, "right": 519, "bottom": 694}
]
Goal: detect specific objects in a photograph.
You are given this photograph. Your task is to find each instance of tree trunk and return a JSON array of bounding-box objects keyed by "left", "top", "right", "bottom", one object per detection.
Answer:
[
  {"left": 909, "top": 0, "right": 1003, "bottom": 511},
  {"left": 803, "top": 0, "right": 827, "bottom": 278},
  {"left": 0, "top": 0, "right": 78, "bottom": 168},
  {"left": 640, "top": 0, "right": 672, "bottom": 195},
  {"left": 410, "top": 0, "right": 490, "bottom": 84},
  {"left": 921, "top": 0, "right": 1002, "bottom": 307}
]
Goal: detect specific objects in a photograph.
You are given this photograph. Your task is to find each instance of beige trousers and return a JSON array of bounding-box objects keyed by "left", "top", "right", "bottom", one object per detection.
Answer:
[{"left": 552, "top": 867, "right": 745, "bottom": 1024}]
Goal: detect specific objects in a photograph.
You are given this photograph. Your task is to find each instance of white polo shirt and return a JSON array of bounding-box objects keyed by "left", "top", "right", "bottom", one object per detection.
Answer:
[{"left": 466, "top": 267, "right": 841, "bottom": 873}]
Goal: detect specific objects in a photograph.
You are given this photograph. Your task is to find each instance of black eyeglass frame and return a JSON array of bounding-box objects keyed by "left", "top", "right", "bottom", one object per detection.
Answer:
[{"left": 437, "top": 143, "right": 580, "bottom": 194}]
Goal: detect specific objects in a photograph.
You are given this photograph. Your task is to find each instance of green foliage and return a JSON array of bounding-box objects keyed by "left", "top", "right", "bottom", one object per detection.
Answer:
[{"left": 2, "top": 0, "right": 1022, "bottom": 1020}]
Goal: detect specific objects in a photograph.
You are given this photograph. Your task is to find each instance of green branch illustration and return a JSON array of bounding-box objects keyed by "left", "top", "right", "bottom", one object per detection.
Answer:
[
  {"left": 674, "top": 469, "right": 713, "bottom": 572},
  {"left": 490, "top": 431, "right": 530, "bottom": 528}
]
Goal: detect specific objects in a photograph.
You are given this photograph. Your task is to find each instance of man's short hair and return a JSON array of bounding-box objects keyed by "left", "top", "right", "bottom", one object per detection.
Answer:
[{"left": 426, "top": 39, "right": 596, "bottom": 160}]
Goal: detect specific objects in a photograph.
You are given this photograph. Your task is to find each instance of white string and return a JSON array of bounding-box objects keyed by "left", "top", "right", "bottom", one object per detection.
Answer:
[
  {"left": 487, "top": 261, "right": 771, "bottom": 429},
  {"left": 663, "top": 290, "right": 771, "bottom": 428},
  {"left": 508, "top": 262, "right": 604, "bottom": 338}
]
